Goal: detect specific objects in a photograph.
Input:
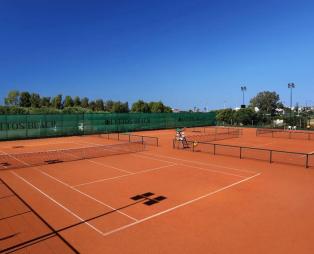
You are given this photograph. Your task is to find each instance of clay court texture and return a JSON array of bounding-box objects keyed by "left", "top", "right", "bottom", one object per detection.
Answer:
[{"left": 1, "top": 127, "right": 314, "bottom": 254}]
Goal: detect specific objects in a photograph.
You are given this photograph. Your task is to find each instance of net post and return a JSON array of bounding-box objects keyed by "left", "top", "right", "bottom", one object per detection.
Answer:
[
  {"left": 269, "top": 150, "right": 272, "bottom": 163},
  {"left": 239, "top": 147, "right": 242, "bottom": 159},
  {"left": 141, "top": 136, "right": 144, "bottom": 144},
  {"left": 118, "top": 132, "right": 120, "bottom": 140},
  {"left": 306, "top": 154, "right": 309, "bottom": 168},
  {"left": 156, "top": 137, "right": 159, "bottom": 147},
  {"left": 173, "top": 139, "right": 175, "bottom": 149},
  {"left": 272, "top": 131, "right": 274, "bottom": 138},
  {"left": 213, "top": 144, "right": 216, "bottom": 155},
  {"left": 128, "top": 134, "right": 131, "bottom": 143},
  {"left": 192, "top": 142, "right": 195, "bottom": 152}
]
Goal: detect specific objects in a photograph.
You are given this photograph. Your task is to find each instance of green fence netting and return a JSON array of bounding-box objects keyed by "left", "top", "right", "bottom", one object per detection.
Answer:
[{"left": 0, "top": 112, "right": 216, "bottom": 141}]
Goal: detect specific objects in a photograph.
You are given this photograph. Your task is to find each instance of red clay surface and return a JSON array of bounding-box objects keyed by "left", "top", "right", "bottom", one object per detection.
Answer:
[{"left": 1, "top": 128, "right": 314, "bottom": 254}]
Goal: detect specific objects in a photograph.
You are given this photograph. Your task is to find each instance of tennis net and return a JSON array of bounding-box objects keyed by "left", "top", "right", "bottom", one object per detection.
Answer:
[
  {"left": 256, "top": 128, "right": 314, "bottom": 141},
  {"left": 173, "top": 139, "right": 312, "bottom": 168},
  {"left": 186, "top": 129, "right": 241, "bottom": 143},
  {"left": 0, "top": 141, "right": 144, "bottom": 170}
]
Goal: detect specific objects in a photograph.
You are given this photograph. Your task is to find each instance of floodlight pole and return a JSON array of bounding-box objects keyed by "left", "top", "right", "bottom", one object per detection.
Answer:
[
  {"left": 288, "top": 83, "right": 295, "bottom": 122},
  {"left": 241, "top": 86, "right": 246, "bottom": 106}
]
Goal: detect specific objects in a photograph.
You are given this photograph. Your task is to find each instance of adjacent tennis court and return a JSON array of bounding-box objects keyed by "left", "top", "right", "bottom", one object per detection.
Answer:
[{"left": 1, "top": 127, "right": 314, "bottom": 254}]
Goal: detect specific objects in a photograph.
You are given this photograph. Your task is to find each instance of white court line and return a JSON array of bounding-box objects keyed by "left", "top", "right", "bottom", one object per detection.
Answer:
[
  {"left": 0, "top": 150, "right": 30, "bottom": 166},
  {"left": 40, "top": 171, "right": 138, "bottom": 222},
  {"left": 3, "top": 148, "right": 137, "bottom": 222},
  {"left": 139, "top": 152, "right": 256, "bottom": 174},
  {"left": 73, "top": 164, "right": 177, "bottom": 188},
  {"left": 11, "top": 171, "right": 106, "bottom": 236},
  {"left": 101, "top": 172, "right": 261, "bottom": 237},
  {"left": 132, "top": 154, "right": 246, "bottom": 178},
  {"left": 85, "top": 159, "right": 133, "bottom": 174}
]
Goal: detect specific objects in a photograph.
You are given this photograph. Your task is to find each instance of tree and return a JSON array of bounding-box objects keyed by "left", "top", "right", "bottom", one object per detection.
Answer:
[
  {"left": 81, "top": 97, "right": 89, "bottom": 108},
  {"left": 89, "top": 100, "right": 96, "bottom": 111},
  {"left": 63, "top": 96, "right": 74, "bottom": 107},
  {"left": 95, "top": 99, "right": 104, "bottom": 111},
  {"left": 131, "top": 100, "right": 150, "bottom": 113},
  {"left": 4, "top": 90, "right": 20, "bottom": 106},
  {"left": 19, "top": 92, "right": 31, "bottom": 107},
  {"left": 73, "top": 96, "right": 81, "bottom": 107},
  {"left": 40, "top": 97, "right": 51, "bottom": 107},
  {"left": 51, "top": 95, "right": 63, "bottom": 109},
  {"left": 30, "top": 93, "right": 41, "bottom": 108},
  {"left": 149, "top": 101, "right": 164, "bottom": 113},
  {"left": 164, "top": 106, "right": 173, "bottom": 113},
  {"left": 233, "top": 108, "right": 256, "bottom": 125},
  {"left": 112, "top": 101, "right": 129, "bottom": 113},
  {"left": 104, "top": 100, "right": 114, "bottom": 112},
  {"left": 250, "top": 91, "right": 281, "bottom": 116},
  {"left": 216, "top": 108, "right": 235, "bottom": 123}
]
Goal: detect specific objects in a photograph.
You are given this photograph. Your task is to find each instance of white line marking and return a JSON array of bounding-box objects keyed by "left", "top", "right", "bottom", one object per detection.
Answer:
[
  {"left": 4, "top": 147, "right": 137, "bottom": 223},
  {"left": 133, "top": 153, "right": 247, "bottom": 178},
  {"left": 73, "top": 164, "right": 177, "bottom": 187},
  {"left": 141, "top": 152, "right": 256, "bottom": 174},
  {"left": 0, "top": 150, "right": 30, "bottom": 166},
  {"left": 11, "top": 171, "right": 106, "bottom": 236},
  {"left": 101, "top": 172, "right": 261, "bottom": 237},
  {"left": 40, "top": 171, "right": 138, "bottom": 222},
  {"left": 85, "top": 159, "right": 133, "bottom": 174}
]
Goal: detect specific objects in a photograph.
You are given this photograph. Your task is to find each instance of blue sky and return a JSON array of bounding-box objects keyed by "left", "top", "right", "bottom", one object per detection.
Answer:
[{"left": 1, "top": 0, "right": 314, "bottom": 110}]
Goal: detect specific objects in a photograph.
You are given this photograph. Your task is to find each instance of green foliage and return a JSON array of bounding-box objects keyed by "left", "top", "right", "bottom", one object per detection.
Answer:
[
  {"left": 89, "top": 100, "right": 96, "bottom": 111},
  {"left": 216, "top": 108, "right": 234, "bottom": 123},
  {"left": 40, "top": 97, "right": 51, "bottom": 107},
  {"left": 0, "top": 106, "right": 29, "bottom": 115},
  {"left": 51, "top": 95, "right": 63, "bottom": 109},
  {"left": 131, "top": 100, "right": 150, "bottom": 113},
  {"left": 30, "top": 93, "right": 41, "bottom": 108},
  {"left": 73, "top": 96, "right": 81, "bottom": 107},
  {"left": 62, "top": 107, "right": 90, "bottom": 114},
  {"left": 2, "top": 91, "right": 172, "bottom": 114},
  {"left": 104, "top": 100, "right": 114, "bottom": 112},
  {"left": 95, "top": 99, "right": 104, "bottom": 111},
  {"left": 249, "top": 91, "right": 281, "bottom": 116},
  {"left": 233, "top": 108, "right": 256, "bottom": 125},
  {"left": 112, "top": 101, "right": 129, "bottom": 113},
  {"left": 4, "top": 90, "right": 20, "bottom": 106},
  {"left": 63, "top": 95, "right": 74, "bottom": 107},
  {"left": 81, "top": 97, "right": 89, "bottom": 108},
  {"left": 19, "top": 92, "right": 31, "bottom": 107}
]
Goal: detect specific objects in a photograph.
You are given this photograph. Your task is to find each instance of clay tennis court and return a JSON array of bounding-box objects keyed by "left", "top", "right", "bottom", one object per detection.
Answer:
[{"left": 1, "top": 128, "right": 314, "bottom": 254}]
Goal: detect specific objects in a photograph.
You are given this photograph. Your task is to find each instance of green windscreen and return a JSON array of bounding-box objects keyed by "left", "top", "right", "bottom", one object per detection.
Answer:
[{"left": 0, "top": 112, "right": 216, "bottom": 141}]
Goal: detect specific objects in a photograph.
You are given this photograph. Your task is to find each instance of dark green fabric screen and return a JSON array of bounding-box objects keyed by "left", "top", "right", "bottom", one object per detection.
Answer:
[{"left": 0, "top": 112, "right": 216, "bottom": 141}]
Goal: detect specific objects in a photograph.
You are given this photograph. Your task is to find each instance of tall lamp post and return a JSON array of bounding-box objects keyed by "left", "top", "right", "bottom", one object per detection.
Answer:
[
  {"left": 241, "top": 86, "right": 246, "bottom": 108},
  {"left": 288, "top": 83, "right": 295, "bottom": 122}
]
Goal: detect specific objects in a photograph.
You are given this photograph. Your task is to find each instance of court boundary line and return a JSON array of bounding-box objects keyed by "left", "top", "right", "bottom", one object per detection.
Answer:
[
  {"left": 0, "top": 177, "right": 79, "bottom": 254},
  {"left": 73, "top": 163, "right": 177, "bottom": 188},
  {"left": 11, "top": 171, "right": 107, "bottom": 236},
  {"left": 141, "top": 152, "right": 257, "bottom": 174},
  {"left": 39, "top": 170, "right": 138, "bottom": 222},
  {"left": 101, "top": 172, "right": 261, "bottom": 237},
  {"left": 133, "top": 153, "right": 251, "bottom": 178},
  {"left": 0, "top": 148, "right": 145, "bottom": 223}
]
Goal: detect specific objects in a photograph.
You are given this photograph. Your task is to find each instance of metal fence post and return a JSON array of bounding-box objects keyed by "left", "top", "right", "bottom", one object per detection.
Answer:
[{"left": 306, "top": 154, "right": 309, "bottom": 168}]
